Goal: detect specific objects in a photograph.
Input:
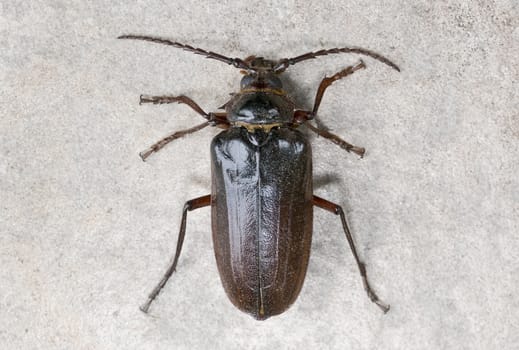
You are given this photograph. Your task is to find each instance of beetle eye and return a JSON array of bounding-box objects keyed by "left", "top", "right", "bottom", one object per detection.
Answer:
[
  {"left": 240, "top": 75, "right": 255, "bottom": 89},
  {"left": 266, "top": 74, "right": 282, "bottom": 90}
]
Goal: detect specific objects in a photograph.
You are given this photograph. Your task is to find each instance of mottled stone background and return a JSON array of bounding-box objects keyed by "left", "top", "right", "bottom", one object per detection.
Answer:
[{"left": 1, "top": 1, "right": 517, "bottom": 349}]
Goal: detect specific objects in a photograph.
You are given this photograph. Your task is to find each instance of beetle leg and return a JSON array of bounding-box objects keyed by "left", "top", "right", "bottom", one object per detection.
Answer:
[
  {"left": 313, "top": 195, "right": 390, "bottom": 313},
  {"left": 292, "top": 62, "right": 366, "bottom": 157},
  {"left": 138, "top": 95, "right": 230, "bottom": 160},
  {"left": 139, "top": 121, "right": 211, "bottom": 161},
  {"left": 305, "top": 122, "right": 365, "bottom": 157},
  {"left": 139, "top": 95, "right": 211, "bottom": 119},
  {"left": 140, "top": 195, "right": 211, "bottom": 313},
  {"left": 311, "top": 60, "right": 366, "bottom": 116}
]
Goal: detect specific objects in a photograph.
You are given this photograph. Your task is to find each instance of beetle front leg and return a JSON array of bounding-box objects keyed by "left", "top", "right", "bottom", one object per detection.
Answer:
[
  {"left": 139, "top": 94, "right": 212, "bottom": 119},
  {"left": 140, "top": 195, "right": 211, "bottom": 313},
  {"left": 293, "top": 110, "right": 365, "bottom": 157},
  {"left": 310, "top": 60, "right": 365, "bottom": 116},
  {"left": 313, "top": 195, "right": 390, "bottom": 313}
]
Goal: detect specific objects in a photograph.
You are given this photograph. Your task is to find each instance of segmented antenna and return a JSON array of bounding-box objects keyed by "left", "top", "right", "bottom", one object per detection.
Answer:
[
  {"left": 118, "top": 35, "right": 399, "bottom": 73},
  {"left": 118, "top": 35, "right": 251, "bottom": 70},
  {"left": 273, "top": 47, "right": 400, "bottom": 73}
]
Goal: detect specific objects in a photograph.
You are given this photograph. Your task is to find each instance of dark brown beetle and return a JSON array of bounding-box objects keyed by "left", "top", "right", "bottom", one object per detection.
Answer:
[{"left": 119, "top": 35, "right": 399, "bottom": 320}]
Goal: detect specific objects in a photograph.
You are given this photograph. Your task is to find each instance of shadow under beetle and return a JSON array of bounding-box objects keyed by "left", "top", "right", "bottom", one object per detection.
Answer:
[{"left": 119, "top": 34, "right": 399, "bottom": 320}]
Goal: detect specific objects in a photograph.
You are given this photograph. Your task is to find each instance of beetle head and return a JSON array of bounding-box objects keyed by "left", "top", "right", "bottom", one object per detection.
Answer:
[{"left": 240, "top": 56, "right": 283, "bottom": 91}]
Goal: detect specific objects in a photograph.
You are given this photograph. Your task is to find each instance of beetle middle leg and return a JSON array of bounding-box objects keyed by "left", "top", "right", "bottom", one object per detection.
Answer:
[
  {"left": 313, "top": 195, "right": 390, "bottom": 313},
  {"left": 305, "top": 123, "right": 365, "bottom": 157},
  {"left": 139, "top": 122, "right": 211, "bottom": 160},
  {"left": 140, "top": 194, "right": 211, "bottom": 313}
]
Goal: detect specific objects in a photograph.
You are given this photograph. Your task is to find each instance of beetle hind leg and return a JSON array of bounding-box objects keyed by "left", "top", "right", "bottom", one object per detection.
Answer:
[
  {"left": 140, "top": 195, "right": 211, "bottom": 313},
  {"left": 313, "top": 195, "right": 390, "bottom": 313}
]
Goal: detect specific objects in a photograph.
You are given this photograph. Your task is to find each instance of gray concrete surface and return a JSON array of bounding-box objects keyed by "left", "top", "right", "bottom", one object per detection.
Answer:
[{"left": 1, "top": 1, "right": 518, "bottom": 349}]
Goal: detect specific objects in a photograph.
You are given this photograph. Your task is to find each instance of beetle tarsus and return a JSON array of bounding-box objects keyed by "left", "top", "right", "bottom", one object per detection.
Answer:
[
  {"left": 362, "top": 275, "right": 390, "bottom": 313},
  {"left": 139, "top": 149, "right": 152, "bottom": 161},
  {"left": 140, "top": 299, "right": 152, "bottom": 313},
  {"left": 375, "top": 298, "right": 390, "bottom": 314}
]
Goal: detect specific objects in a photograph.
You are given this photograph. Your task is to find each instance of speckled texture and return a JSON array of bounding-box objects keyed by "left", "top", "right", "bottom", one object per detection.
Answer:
[{"left": 1, "top": 1, "right": 518, "bottom": 349}]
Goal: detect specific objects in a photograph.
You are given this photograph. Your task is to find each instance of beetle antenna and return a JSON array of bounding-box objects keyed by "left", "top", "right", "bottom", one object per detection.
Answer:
[
  {"left": 274, "top": 47, "right": 400, "bottom": 73},
  {"left": 118, "top": 35, "right": 251, "bottom": 70}
]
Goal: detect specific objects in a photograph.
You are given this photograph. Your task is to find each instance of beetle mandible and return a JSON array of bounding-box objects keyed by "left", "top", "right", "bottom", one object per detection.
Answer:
[{"left": 119, "top": 34, "right": 400, "bottom": 320}]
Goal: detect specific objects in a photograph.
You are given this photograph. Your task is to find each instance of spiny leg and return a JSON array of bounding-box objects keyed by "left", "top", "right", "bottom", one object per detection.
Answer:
[
  {"left": 293, "top": 61, "right": 366, "bottom": 157},
  {"left": 139, "top": 121, "right": 211, "bottom": 161},
  {"left": 313, "top": 195, "right": 390, "bottom": 313},
  {"left": 312, "top": 60, "right": 365, "bottom": 116},
  {"left": 138, "top": 95, "right": 227, "bottom": 160},
  {"left": 140, "top": 195, "right": 211, "bottom": 313},
  {"left": 140, "top": 95, "right": 211, "bottom": 120},
  {"left": 305, "top": 122, "right": 365, "bottom": 157}
]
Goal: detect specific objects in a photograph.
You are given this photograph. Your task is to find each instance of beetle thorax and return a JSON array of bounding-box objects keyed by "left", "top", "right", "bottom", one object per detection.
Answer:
[{"left": 226, "top": 69, "right": 294, "bottom": 127}]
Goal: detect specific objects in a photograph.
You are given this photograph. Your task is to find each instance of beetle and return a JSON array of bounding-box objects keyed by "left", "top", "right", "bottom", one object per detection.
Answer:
[{"left": 118, "top": 34, "right": 399, "bottom": 320}]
